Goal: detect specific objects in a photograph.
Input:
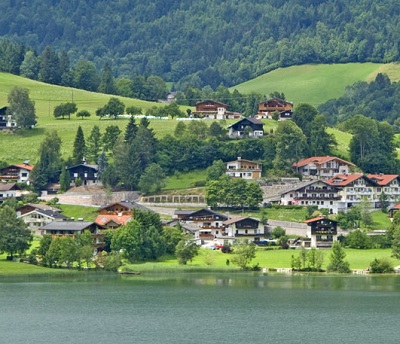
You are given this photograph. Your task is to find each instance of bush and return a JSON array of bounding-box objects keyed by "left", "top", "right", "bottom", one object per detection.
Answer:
[
  {"left": 272, "top": 226, "right": 286, "bottom": 239},
  {"left": 221, "top": 245, "right": 232, "bottom": 253},
  {"left": 74, "top": 177, "right": 83, "bottom": 187},
  {"left": 370, "top": 258, "right": 393, "bottom": 273}
]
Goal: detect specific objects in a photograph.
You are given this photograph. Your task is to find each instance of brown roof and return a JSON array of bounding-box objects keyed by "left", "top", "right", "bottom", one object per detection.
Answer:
[
  {"left": 293, "top": 156, "right": 355, "bottom": 168},
  {"left": 0, "top": 183, "right": 19, "bottom": 191},
  {"left": 304, "top": 216, "right": 326, "bottom": 224},
  {"left": 12, "top": 164, "right": 34, "bottom": 171},
  {"left": 325, "top": 173, "right": 365, "bottom": 186},
  {"left": 223, "top": 216, "right": 259, "bottom": 225},
  {"left": 94, "top": 214, "right": 132, "bottom": 226},
  {"left": 367, "top": 174, "right": 399, "bottom": 186},
  {"left": 195, "top": 99, "right": 229, "bottom": 107}
]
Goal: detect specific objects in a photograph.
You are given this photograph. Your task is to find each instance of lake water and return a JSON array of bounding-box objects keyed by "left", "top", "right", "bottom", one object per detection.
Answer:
[{"left": 1, "top": 272, "right": 399, "bottom": 344}]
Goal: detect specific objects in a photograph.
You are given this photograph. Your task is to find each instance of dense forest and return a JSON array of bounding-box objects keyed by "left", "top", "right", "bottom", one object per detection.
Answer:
[{"left": 1, "top": 0, "right": 400, "bottom": 88}]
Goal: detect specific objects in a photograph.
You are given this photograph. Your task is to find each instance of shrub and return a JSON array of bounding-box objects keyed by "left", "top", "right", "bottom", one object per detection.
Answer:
[
  {"left": 221, "top": 245, "right": 232, "bottom": 254},
  {"left": 272, "top": 226, "right": 285, "bottom": 239},
  {"left": 370, "top": 258, "right": 393, "bottom": 273},
  {"left": 74, "top": 177, "right": 83, "bottom": 187}
]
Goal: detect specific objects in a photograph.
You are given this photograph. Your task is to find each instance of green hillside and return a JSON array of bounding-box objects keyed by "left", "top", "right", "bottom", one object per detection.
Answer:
[
  {"left": 231, "top": 63, "right": 400, "bottom": 106},
  {"left": 0, "top": 71, "right": 354, "bottom": 165}
]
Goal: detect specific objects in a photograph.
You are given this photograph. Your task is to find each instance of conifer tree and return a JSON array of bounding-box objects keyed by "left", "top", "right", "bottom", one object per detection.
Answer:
[
  {"left": 98, "top": 62, "right": 116, "bottom": 94},
  {"left": 72, "top": 126, "right": 86, "bottom": 165},
  {"left": 124, "top": 116, "right": 138, "bottom": 143},
  {"left": 59, "top": 164, "right": 71, "bottom": 192},
  {"left": 86, "top": 125, "right": 102, "bottom": 163}
]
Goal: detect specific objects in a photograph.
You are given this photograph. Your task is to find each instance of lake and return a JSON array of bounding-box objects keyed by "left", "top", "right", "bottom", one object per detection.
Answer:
[{"left": 0, "top": 272, "right": 399, "bottom": 344}]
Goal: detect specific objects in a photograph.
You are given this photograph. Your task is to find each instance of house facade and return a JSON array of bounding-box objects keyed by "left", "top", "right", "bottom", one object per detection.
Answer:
[
  {"left": 292, "top": 156, "right": 355, "bottom": 179},
  {"left": 227, "top": 117, "right": 264, "bottom": 138},
  {"left": 217, "top": 216, "right": 266, "bottom": 246},
  {"left": 19, "top": 209, "right": 69, "bottom": 236},
  {"left": 0, "top": 183, "right": 20, "bottom": 203},
  {"left": 326, "top": 174, "right": 378, "bottom": 211},
  {"left": 225, "top": 157, "right": 262, "bottom": 179},
  {"left": 367, "top": 174, "right": 400, "bottom": 207},
  {"left": 257, "top": 98, "right": 293, "bottom": 120},
  {"left": 193, "top": 100, "right": 229, "bottom": 119},
  {"left": 305, "top": 216, "right": 338, "bottom": 248},
  {"left": 280, "top": 180, "right": 341, "bottom": 214},
  {"left": 40, "top": 221, "right": 105, "bottom": 249},
  {"left": 0, "top": 106, "right": 16, "bottom": 129},
  {"left": 175, "top": 208, "right": 228, "bottom": 244},
  {"left": 0, "top": 162, "right": 34, "bottom": 184},
  {"left": 66, "top": 164, "right": 99, "bottom": 186}
]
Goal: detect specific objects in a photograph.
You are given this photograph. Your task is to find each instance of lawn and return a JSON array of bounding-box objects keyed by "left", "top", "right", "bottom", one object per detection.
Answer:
[
  {"left": 164, "top": 169, "right": 207, "bottom": 190},
  {"left": 57, "top": 204, "right": 98, "bottom": 222},
  {"left": 370, "top": 210, "right": 391, "bottom": 230},
  {"left": 231, "top": 62, "right": 400, "bottom": 107}
]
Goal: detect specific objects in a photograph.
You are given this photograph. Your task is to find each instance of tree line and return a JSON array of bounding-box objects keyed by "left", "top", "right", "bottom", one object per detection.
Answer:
[{"left": 1, "top": 1, "right": 400, "bottom": 88}]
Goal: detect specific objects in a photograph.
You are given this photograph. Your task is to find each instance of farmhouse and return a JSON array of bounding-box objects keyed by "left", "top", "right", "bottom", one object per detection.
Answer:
[
  {"left": 305, "top": 216, "right": 338, "bottom": 248},
  {"left": 16, "top": 203, "right": 62, "bottom": 216},
  {"left": 257, "top": 98, "right": 293, "bottom": 120},
  {"left": 225, "top": 157, "right": 262, "bottom": 179},
  {"left": 0, "top": 161, "right": 34, "bottom": 184},
  {"left": 19, "top": 209, "right": 69, "bottom": 236},
  {"left": 193, "top": 100, "right": 228, "bottom": 119},
  {"left": 292, "top": 156, "right": 355, "bottom": 179},
  {"left": 175, "top": 208, "right": 228, "bottom": 244},
  {"left": 40, "top": 221, "right": 105, "bottom": 249},
  {"left": 220, "top": 216, "right": 266, "bottom": 245},
  {"left": 66, "top": 164, "right": 99, "bottom": 186},
  {"left": 227, "top": 117, "right": 264, "bottom": 138},
  {"left": 0, "top": 106, "right": 16, "bottom": 129}
]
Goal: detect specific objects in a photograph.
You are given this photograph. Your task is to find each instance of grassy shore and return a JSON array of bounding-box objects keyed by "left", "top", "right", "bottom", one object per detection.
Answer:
[{"left": 1, "top": 247, "right": 398, "bottom": 276}]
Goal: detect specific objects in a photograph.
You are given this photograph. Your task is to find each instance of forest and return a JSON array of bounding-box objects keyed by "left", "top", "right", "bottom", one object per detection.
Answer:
[{"left": 1, "top": 0, "right": 400, "bottom": 88}]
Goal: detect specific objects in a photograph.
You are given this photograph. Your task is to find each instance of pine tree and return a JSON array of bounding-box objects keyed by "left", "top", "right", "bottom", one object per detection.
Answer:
[
  {"left": 124, "top": 116, "right": 138, "bottom": 143},
  {"left": 86, "top": 125, "right": 102, "bottom": 163},
  {"left": 59, "top": 164, "right": 71, "bottom": 192},
  {"left": 98, "top": 62, "right": 116, "bottom": 94},
  {"left": 72, "top": 126, "right": 86, "bottom": 165}
]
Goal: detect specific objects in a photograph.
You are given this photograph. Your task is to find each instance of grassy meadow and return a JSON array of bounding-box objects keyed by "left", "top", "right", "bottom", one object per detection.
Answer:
[{"left": 231, "top": 62, "right": 400, "bottom": 107}]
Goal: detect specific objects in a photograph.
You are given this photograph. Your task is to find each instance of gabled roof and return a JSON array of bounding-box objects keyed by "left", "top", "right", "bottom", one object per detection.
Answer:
[
  {"left": 259, "top": 97, "right": 293, "bottom": 106},
  {"left": 23, "top": 209, "right": 69, "bottom": 220},
  {"left": 223, "top": 216, "right": 260, "bottom": 225},
  {"left": 225, "top": 158, "right": 262, "bottom": 165},
  {"left": 292, "top": 156, "right": 355, "bottom": 168},
  {"left": 13, "top": 163, "right": 34, "bottom": 171},
  {"left": 196, "top": 99, "right": 229, "bottom": 107},
  {"left": 66, "top": 164, "right": 98, "bottom": 171},
  {"left": 304, "top": 216, "right": 337, "bottom": 224},
  {"left": 367, "top": 174, "right": 399, "bottom": 186},
  {"left": 325, "top": 173, "right": 366, "bottom": 186},
  {"left": 0, "top": 183, "right": 20, "bottom": 191},
  {"left": 390, "top": 204, "right": 400, "bottom": 210},
  {"left": 94, "top": 214, "right": 132, "bottom": 226},
  {"left": 97, "top": 201, "right": 151, "bottom": 213},
  {"left": 227, "top": 117, "right": 263, "bottom": 128},
  {"left": 40, "top": 221, "right": 95, "bottom": 231},
  {"left": 17, "top": 203, "right": 61, "bottom": 213},
  {"left": 176, "top": 208, "right": 228, "bottom": 220},
  {"left": 280, "top": 180, "right": 331, "bottom": 195}
]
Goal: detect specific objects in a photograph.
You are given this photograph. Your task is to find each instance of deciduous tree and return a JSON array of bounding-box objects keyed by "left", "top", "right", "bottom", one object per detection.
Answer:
[{"left": 7, "top": 86, "right": 36, "bottom": 129}]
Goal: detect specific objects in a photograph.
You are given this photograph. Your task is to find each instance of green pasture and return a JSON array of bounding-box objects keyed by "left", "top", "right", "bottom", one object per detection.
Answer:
[
  {"left": 57, "top": 204, "right": 98, "bottom": 222},
  {"left": 370, "top": 211, "right": 392, "bottom": 230},
  {"left": 231, "top": 63, "right": 400, "bottom": 107}
]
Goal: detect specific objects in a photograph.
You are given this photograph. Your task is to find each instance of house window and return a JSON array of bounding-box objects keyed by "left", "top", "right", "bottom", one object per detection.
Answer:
[
  {"left": 74, "top": 173, "right": 78, "bottom": 177},
  {"left": 21, "top": 173, "right": 28, "bottom": 177}
]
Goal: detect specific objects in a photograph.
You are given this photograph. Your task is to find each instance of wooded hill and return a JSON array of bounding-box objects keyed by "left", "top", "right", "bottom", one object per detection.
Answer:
[{"left": 2, "top": 0, "right": 400, "bottom": 88}]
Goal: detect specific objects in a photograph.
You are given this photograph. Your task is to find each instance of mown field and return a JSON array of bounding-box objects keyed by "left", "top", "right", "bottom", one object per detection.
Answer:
[{"left": 231, "top": 62, "right": 400, "bottom": 107}]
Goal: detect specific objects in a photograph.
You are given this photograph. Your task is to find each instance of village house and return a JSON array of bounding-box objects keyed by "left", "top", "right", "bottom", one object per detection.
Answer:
[
  {"left": 256, "top": 98, "right": 293, "bottom": 120},
  {"left": 0, "top": 182, "right": 20, "bottom": 203},
  {"left": 325, "top": 173, "right": 378, "bottom": 211},
  {"left": 94, "top": 201, "right": 151, "bottom": 229},
  {"left": 280, "top": 180, "right": 341, "bottom": 214},
  {"left": 40, "top": 221, "right": 105, "bottom": 249},
  {"left": 0, "top": 161, "right": 34, "bottom": 184},
  {"left": 304, "top": 216, "right": 338, "bottom": 248},
  {"left": 66, "top": 164, "right": 99, "bottom": 186},
  {"left": 174, "top": 208, "right": 228, "bottom": 244},
  {"left": 18, "top": 209, "right": 69, "bottom": 236},
  {"left": 367, "top": 174, "right": 400, "bottom": 207},
  {"left": 215, "top": 216, "right": 266, "bottom": 246},
  {"left": 225, "top": 157, "right": 262, "bottom": 179},
  {"left": 193, "top": 100, "right": 241, "bottom": 119},
  {"left": 227, "top": 117, "right": 264, "bottom": 138},
  {"left": 16, "top": 203, "right": 62, "bottom": 216},
  {"left": 389, "top": 204, "right": 400, "bottom": 220},
  {"left": 0, "top": 106, "right": 16, "bottom": 129},
  {"left": 292, "top": 156, "right": 355, "bottom": 179}
]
